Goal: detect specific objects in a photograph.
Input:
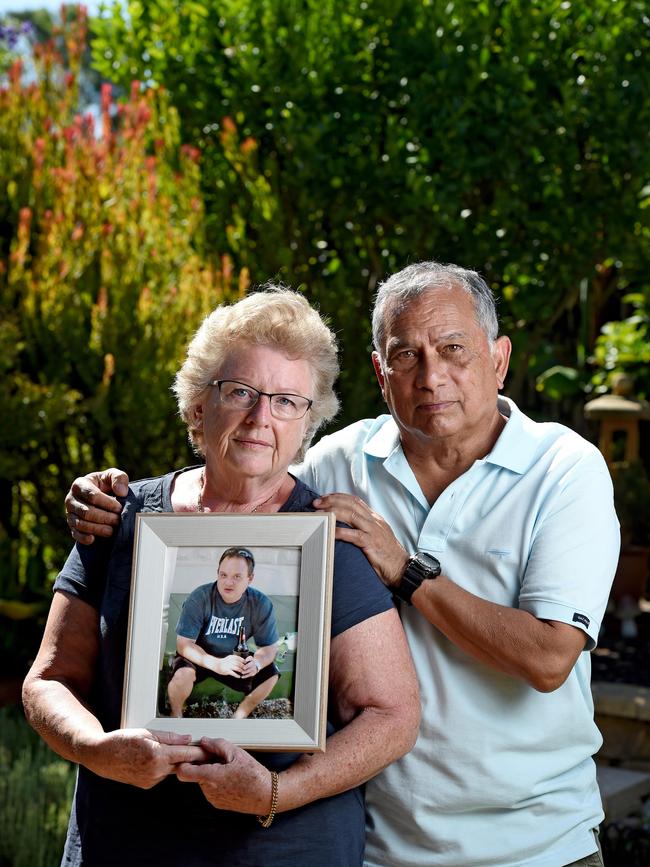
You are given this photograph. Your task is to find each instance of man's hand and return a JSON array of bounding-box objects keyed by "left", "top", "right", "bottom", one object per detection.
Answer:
[
  {"left": 240, "top": 656, "right": 259, "bottom": 678},
  {"left": 87, "top": 728, "right": 208, "bottom": 789},
  {"left": 65, "top": 468, "right": 130, "bottom": 544},
  {"left": 312, "top": 493, "right": 409, "bottom": 588},
  {"left": 215, "top": 655, "right": 246, "bottom": 678},
  {"left": 177, "top": 737, "right": 276, "bottom": 814}
]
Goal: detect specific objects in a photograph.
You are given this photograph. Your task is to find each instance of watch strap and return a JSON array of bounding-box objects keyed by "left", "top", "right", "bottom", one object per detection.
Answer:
[{"left": 393, "top": 552, "right": 441, "bottom": 605}]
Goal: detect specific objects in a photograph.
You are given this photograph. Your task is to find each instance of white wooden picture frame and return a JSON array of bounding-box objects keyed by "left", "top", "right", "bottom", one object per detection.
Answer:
[{"left": 122, "top": 512, "right": 335, "bottom": 752}]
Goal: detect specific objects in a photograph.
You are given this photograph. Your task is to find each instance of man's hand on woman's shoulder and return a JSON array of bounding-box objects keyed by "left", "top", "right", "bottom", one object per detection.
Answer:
[{"left": 65, "top": 468, "right": 130, "bottom": 544}]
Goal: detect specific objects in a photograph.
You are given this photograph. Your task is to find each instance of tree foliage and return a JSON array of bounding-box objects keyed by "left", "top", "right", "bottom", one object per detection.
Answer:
[
  {"left": 0, "top": 8, "right": 234, "bottom": 666},
  {"left": 591, "top": 294, "right": 650, "bottom": 398},
  {"left": 3, "top": 0, "right": 650, "bottom": 669},
  {"left": 91, "top": 0, "right": 650, "bottom": 421}
]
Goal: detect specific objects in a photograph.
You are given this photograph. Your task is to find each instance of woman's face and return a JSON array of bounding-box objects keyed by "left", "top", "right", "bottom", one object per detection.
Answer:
[{"left": 196, "top": 343, "right": 314, "bottom": 485}]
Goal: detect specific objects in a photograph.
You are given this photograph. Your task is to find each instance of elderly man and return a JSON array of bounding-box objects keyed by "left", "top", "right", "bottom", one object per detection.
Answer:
[{"left": 65, "top": 261, "right": 619, "bottom": 867}]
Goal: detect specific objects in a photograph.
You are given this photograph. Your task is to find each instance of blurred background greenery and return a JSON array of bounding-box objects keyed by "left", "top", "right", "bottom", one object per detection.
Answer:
[
  {"left": 1, "top": 0, "right": 649, "bottom": 685},
  {"left": 1, "top": 3, "right": 649, "bottom": 864},
  {"left": 0, "top": 704, "right": 76, "bottom": 866}
]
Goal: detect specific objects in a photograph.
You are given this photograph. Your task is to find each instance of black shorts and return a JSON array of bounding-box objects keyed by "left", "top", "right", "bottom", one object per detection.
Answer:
[{"left": 170, "top": 653, "right": 280, "bottom": 695}]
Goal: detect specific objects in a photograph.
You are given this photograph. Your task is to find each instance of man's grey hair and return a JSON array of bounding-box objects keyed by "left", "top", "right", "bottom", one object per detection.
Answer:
[{"left": 372, "top": 261, "right": 499, "bottom": 358}]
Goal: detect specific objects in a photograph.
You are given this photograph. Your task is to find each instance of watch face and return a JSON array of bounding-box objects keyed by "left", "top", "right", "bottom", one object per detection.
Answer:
[
  {"left": 414, "top": 552, "right": 439, "bottom": 570},
  {"left": 412, "top": 552, "right": 441, "bottom": 577}
]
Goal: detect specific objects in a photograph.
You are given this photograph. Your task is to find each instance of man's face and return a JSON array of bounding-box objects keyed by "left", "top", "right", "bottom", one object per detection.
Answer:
[
  {"left": 372, "top": 285, "right": 511, "bottom": 452},
  {"left": 216, "top": 556, "right": 253, "bottom": 604}
]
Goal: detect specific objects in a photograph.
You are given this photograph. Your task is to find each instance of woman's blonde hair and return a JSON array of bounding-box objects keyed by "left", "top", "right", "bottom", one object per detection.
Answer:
[{"left": 173, "top": 286, "right": 340, "bottom": 461}]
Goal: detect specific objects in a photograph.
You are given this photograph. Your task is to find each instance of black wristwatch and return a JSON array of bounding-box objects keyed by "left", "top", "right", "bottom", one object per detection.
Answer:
[{"left": 393, "top": 552, "right": 441, "bottom": 605}]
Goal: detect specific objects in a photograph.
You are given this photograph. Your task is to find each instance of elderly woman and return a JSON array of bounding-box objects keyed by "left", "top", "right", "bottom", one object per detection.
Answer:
[{"left": 23, "top": 289, "right": 419, "bottom": 867}]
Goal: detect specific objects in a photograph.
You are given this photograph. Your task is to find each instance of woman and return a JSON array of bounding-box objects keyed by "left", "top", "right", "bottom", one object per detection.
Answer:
[{"left": 22, "top": 288, "right": 420, "bottom": 867}]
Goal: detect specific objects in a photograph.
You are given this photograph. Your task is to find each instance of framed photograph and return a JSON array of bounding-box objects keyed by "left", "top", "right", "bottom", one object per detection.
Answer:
[{"left": 122, "top": 512, "right": 335, "bottom": 752}]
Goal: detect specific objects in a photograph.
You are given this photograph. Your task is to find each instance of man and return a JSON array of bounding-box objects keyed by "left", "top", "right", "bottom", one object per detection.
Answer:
[
  {"left": 65, "top": 261, "right": 619, "bottom": 866},
  {"left": 168, "top": 546, "right": 280, "bottom": 719}
]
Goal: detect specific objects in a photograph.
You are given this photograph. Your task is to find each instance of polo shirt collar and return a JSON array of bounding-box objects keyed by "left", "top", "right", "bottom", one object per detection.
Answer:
[
  {"left": 363, "top": 414, "right": 401, "bottom": 459},
  {"left": 362, "top": 397, "right": 538, "bottom": 476},
  {"left": 486, "top": 396, "right": 539, "bottom": 474}
]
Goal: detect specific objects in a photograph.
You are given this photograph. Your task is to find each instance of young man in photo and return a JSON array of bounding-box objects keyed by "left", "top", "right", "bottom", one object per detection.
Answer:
[{"left": 168, "top": 547, "right": 280, "bottom": 719}]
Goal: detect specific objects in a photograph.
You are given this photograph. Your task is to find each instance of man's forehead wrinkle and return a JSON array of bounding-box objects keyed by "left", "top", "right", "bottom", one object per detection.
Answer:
[{"left": 386, "top": 327, "right": 470, "bottom": 350}]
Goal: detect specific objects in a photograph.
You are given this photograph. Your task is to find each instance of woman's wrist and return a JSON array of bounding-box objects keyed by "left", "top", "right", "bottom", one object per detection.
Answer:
[
  {"left": 73, "top": 726, "right": 108, "bottom": 771},
  {"left": 256, "top": 770, "right": 280, "bottom": 827}
]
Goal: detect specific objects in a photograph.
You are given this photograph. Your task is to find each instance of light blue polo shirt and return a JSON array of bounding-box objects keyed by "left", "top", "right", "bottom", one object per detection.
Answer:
[{"left": 296, "top": 397, "right": 619, "bottom": 867}]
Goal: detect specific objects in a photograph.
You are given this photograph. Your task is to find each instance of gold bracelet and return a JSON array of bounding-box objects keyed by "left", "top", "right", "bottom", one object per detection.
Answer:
[{"left": 256, "top": 771, "right": 279, "bottom": 828}]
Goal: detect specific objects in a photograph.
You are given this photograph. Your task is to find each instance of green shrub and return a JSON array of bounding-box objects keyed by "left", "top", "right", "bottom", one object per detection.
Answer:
[
  {"left": 0, "top": 706, "right": 75, "bottom": 867},
  {"left": 590, "top": 293, "right": 650, "bottom": 399},
  {"left": 92, "top": 0, "right": 650, "bottom": 421},
  {"left": 0, "top": 7, "right": 236, "bottom": 674}
]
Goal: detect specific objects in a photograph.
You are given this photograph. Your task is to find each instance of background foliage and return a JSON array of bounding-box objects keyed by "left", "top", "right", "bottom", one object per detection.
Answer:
[
  {"left": 1, "top": 0, "right": 650, "bottom": 677},
  {"left": 91, "top": 0, "right": 650, "bottom": 426},
  {"left": 0, "top": 705, "right": 75, "bottom": 867},
  {"left": 2, "top": 5, "right": 649, "bottom": 859},
  {"left": 0, "top": 8, "right": 235, "bottom": 673}
]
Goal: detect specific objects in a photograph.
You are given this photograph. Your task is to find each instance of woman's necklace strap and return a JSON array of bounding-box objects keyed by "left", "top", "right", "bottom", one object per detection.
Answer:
[{"left": 197, "top": 469, "right": 284, "bottom": 514}]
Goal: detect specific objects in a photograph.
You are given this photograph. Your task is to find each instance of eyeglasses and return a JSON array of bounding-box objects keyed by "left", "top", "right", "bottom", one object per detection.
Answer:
[{"left": 210, "top": 379, "right": 313, "bottom": 420}]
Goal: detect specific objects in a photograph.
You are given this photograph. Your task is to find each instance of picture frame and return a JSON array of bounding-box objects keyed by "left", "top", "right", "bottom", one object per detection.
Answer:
[{"left": 122, "top": 512, "right": 335, "bottom": 752}]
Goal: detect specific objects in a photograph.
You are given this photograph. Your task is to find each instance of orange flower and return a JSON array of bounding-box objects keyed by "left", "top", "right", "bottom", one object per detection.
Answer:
[
  {"left": 102, "top": 352, "right": 115, "bottom": 386},
  {"left": 34, "top": 138, "right": 46, "bottom": 172},
  {"left": 101, "top": 83, "right": 112, "bottom": 113},
  {"left": 240, "top": 137, "right": 257, "bottom": 155}
]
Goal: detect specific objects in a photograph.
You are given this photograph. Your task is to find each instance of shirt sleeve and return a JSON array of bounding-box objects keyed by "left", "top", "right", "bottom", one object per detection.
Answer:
[
  {"left": 176, "top": 585, "right": 209, "bottom": 640},
  {"left": 52, "top": 481, "right": 148, "bottom": 609},
  {"left": 53, "top": 538, "right": 113, "bottom": 609},
  {"left": 330, "top": 539, "right": 394, "bottom": 638},
  {"left": 518, "top": 454, "right": 620, "bottom": 650}
]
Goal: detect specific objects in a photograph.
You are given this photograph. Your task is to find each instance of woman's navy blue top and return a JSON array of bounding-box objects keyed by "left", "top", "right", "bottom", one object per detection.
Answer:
[{"left": 54, "top": 471, "right": 393, "bottom": 867}]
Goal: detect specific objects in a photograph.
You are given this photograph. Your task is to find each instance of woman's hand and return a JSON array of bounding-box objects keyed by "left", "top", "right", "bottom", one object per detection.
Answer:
[
  {"left": 86, "top": 728, "right": 208, "bottom": 789},
  {"left": 176, "top": 737, "right": 274, "bottom": 814},
  {"left": 23, "top": 593, "right": 204, "bottom": 789}
]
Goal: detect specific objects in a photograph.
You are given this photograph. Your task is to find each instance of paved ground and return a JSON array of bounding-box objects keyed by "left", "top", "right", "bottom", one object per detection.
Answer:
[{"left": 593, "top": 606, "right": 650, "bottom": 864}]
